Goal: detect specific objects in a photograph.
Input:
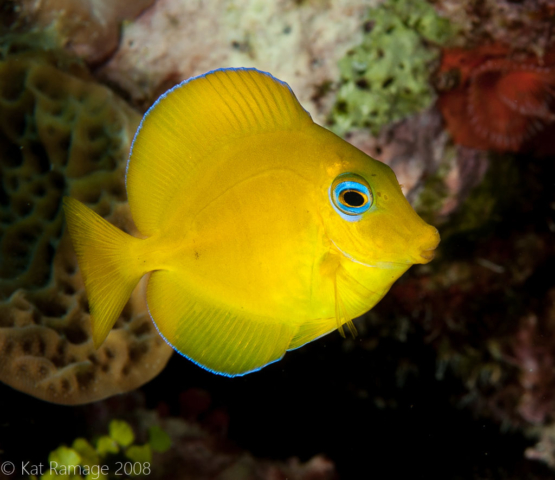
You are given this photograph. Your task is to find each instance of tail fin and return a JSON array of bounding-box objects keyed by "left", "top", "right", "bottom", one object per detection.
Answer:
[{"left": 63, "top": 197, "right": 145, "bottom": 347}]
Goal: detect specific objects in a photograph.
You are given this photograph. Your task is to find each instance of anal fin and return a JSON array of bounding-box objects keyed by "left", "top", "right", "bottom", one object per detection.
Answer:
[{"left": 147, "top": 270, "right": 296, "bottom": 376}]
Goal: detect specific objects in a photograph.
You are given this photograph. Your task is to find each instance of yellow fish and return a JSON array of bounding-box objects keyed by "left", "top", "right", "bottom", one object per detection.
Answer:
[{"left": 63, "top": 68, "right": 439, "bottom": 377}]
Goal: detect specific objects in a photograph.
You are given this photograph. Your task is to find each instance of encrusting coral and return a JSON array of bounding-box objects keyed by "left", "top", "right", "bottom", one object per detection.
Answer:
[
  {"left": 436, "top": 44, "right": 555, "bottom": 154},
  {"left": 0, "top": 49, "right": 172, "bottom": 405},
  {"left": 329, "top": 0, "right": 454, "bottom": 136}
]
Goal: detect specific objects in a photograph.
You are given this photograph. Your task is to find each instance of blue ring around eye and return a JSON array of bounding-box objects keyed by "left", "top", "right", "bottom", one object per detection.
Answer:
[
  {"left": 329, "top": 178, "right": 372, "bottom": 222},
  {"left": 335, "top": 181, "right": 370, "bottom": 214}
]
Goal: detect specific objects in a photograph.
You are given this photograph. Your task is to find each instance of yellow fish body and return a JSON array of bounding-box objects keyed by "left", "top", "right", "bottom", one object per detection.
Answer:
[{"left": 63, "top": 68, "right": 439, "bottom": 376}]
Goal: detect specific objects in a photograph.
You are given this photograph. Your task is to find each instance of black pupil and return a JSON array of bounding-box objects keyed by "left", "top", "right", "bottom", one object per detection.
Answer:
[{"left": 343, "top": 190, "right": 365, "bottom": 207}]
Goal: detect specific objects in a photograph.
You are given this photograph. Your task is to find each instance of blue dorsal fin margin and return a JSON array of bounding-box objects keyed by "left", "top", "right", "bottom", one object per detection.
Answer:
[{"left": 125, "top": 67, "right": 312, "bottom": 189}]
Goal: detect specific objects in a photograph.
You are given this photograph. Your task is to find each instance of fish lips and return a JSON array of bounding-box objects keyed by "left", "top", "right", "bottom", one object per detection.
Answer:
[
  {"left": 416, "top": 228, "right": 441, "bottom": 264},
  {"left": 419, "top": 248, "right": 436, "bottom": 263}
]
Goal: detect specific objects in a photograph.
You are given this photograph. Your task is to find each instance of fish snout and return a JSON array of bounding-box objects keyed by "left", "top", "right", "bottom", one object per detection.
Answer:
[{"left": 415, "top": 226, "right": 440, "bottom": 264}]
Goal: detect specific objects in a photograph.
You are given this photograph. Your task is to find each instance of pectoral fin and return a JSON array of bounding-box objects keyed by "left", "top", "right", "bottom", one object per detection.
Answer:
[
  {"left": 288, "top": 317, "right": 337, "bottom": 351},
  {"left": 334, "top": 264, "right": 378, "bottom": 338},
  {"left": 289, "top": 262, "right": 378, "bottom": 350}
]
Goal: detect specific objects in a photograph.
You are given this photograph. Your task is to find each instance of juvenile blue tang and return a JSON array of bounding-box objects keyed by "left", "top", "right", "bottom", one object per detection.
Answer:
[{"left": 63, "top": 68, "right": 440, "bottom": 376}]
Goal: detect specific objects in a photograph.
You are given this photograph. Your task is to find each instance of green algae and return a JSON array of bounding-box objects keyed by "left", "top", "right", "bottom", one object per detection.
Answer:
[
  {"left": 330, "top": 0, "right": 454, "bottom": 136},
  {"left": 32, "top": 419, "right": 171, "bottom": 479}
]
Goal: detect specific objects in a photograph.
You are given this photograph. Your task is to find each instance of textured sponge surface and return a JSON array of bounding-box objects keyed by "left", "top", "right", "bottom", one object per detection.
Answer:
[{"left": 0, "top": 52, "right": 172, "bottom": 405}]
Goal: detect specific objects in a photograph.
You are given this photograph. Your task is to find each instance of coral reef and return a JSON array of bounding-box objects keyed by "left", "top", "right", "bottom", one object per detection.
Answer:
[
  {"left": 436, "top": 44, "right": 555, "bottom": 153},
  {"left": 96, "top": 0, "right": 377, "bottom": 120},
  {"left": 0, "top": 50, "right": 172, "bottom": 405},
  {"left": 435, "top": 0, "right": 555, "bottom": 56},
  {"left": 61, "top": 0, "right": 473, "bottom": 226},
  {"left": 329, "top": 0, "right": 454, "bottom": 136},
  {"left": 69, "top": 391, "right": 337, "bottom": 480},
  {"left": 346, "top": 107, "right": 489, "bottom": 223},
  {"left": 9, "top": 0, "right": 155, "bottom": 64}
]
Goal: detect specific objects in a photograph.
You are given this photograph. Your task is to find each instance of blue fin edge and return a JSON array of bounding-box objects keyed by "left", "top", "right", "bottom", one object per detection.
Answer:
[
  {"left": 125, "top": 67, "right": 312, "bottom": 189},
  {"left": 146, "top": 302, "right": 285, "bottom": 378}
]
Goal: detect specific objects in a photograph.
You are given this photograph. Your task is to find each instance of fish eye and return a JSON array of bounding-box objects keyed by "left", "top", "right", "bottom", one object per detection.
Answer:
[{"left": 330, "top": 173, "right": 373, "bottom": 220}]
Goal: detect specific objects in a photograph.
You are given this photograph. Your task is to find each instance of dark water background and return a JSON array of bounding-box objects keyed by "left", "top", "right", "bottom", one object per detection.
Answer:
[{"left": 1, "top": 314, "right": 553, "bottom": 479}]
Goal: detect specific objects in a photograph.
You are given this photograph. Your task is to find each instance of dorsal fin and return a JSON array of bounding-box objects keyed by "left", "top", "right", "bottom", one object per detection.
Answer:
[{"left": 126, "top": 68, "right": 313, "bottom": 235}]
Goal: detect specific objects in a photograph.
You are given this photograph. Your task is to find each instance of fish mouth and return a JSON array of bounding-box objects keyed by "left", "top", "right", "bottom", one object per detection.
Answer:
[
  {"left": 419, "top": 248, "right": 436, "bottom": 263},
  {"left": 417, "top": 228, "right": 440, "bottom": 264}
]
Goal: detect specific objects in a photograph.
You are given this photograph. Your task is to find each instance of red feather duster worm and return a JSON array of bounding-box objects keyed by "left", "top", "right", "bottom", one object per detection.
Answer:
[{"left": 436, "top": 44, "right": 555, "bottom": 154}]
